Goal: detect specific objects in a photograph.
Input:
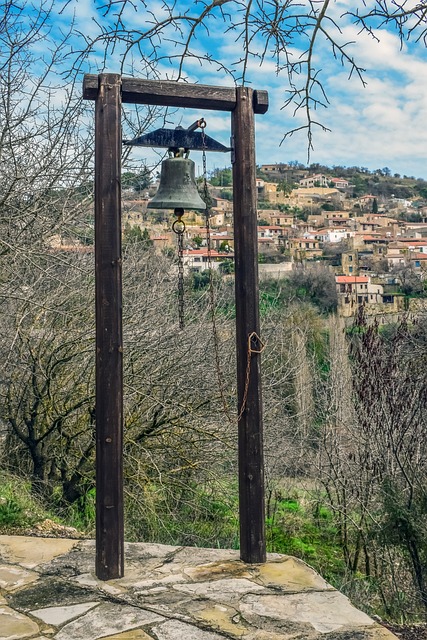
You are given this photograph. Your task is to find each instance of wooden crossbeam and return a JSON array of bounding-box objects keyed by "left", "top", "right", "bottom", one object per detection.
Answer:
[{"left": 83, "top": 75, "right": 269, "bottom": 114}]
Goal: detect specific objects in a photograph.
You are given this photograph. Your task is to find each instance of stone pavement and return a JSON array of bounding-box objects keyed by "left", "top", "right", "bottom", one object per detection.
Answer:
[{"left": 0, "top": 535, "right": 397, "bottom": 639}]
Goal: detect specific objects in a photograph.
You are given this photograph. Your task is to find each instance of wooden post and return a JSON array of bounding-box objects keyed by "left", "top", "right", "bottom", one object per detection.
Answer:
[
  {"left": 95, "top": 73, "right": 124, "bottom": 580},
  {"left": 232, "top": 86, "right": 266, "bottom": 564}
]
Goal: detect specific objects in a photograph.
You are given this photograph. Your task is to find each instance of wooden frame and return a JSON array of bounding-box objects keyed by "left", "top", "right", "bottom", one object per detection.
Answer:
[{"left": 84, "top": 73, "right": 268, "bottom": 579}]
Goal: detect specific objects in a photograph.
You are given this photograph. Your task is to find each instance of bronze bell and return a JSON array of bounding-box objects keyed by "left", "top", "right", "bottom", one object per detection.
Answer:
[{"left": 148, "top": 155, "right": 206, "bottom": 211}]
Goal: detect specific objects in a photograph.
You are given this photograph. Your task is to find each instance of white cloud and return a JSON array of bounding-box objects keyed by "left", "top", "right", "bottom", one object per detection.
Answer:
[{"left": 45, "top": 0, "right": 426, "bottom": 179}]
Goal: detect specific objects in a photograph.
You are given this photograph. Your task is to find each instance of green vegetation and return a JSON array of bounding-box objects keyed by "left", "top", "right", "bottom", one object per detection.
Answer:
[
  {"left": 122, "top": 168, "right": 152, "bottom": 192},
  {"left": 0, "top": 466, "right": 381, "bottom": 614},
  {"left": 64, "top": 487, "right": 96, "bottom": 533},
  {"left": 0, "top": 472, "right": 51, "bottom": 530},
  {"left": 209, "top": 167, "right": 233, "bottom": 187},
  {"left": 266, "top": 490, "right": 345, "bottom": 582},
  {"left": 258, "top": 270, "right": 337, "bottom": 315},
  {"left": 192, "top": 234, "right": 203, "bottom": 248},
  {"left": 220, "top": 258, "right": 234, "bottom": 274},
  {"left": 123, "top": 224, "right": 154, "bottom": 248},
  {"left": 257, "top": 161, "right": 427, "bottom": 203}
]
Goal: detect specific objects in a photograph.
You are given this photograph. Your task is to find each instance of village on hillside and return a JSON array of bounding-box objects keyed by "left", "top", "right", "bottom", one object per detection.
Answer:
[{"left": 58, "top": 162, "right": 427, "bottom": 320}]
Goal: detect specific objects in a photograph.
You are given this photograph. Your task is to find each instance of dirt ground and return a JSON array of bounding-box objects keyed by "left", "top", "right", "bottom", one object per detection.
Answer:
[{"left": 383, "top": 622, "right": 427, "bottom": 639}]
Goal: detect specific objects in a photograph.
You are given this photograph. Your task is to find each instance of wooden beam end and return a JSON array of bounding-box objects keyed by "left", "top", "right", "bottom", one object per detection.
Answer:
[{"left": 253, "top": 90, "right": 269, "bottom": 114}]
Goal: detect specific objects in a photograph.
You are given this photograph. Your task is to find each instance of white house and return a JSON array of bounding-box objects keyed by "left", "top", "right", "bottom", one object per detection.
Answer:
[
  {"left": 299, "top": 174, "right": 329, "bottom": 188},
  {"left": 182, "top": 248, "right": 233, "bottom": 273},
  {"left": 315, "top": 228, "right": 355, "bottom": 243}
]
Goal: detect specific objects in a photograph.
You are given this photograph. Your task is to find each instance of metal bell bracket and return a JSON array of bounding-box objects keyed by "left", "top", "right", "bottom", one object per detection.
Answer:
[
  {"left": 124, "top": 118, "right": 230, "bottom": 214},
  {"left": 123, "top": 118, "right": 231, "bottom": 153}
]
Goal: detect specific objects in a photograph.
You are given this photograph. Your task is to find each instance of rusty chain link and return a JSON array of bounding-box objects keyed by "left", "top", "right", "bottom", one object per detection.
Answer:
[
  {"left": 172, "top": 211, "right": 185, "bottom": 329},
  {"left": 236, "top": 332, "right": 266, "bottom": 423}
]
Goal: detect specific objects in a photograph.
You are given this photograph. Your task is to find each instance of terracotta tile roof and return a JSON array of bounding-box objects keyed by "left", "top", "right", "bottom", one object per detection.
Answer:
[
  {"left": 361, "top": 234, "right": 384, "bottom": 241},
  {"left": 336, "top": 276, "right": 369, "bottom": 284}
]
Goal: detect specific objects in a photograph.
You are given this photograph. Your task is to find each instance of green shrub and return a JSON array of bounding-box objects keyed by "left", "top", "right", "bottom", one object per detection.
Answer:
[
  {"left": 0, "top": 498, "right": 24, "bottom": 526},
  {"left": 0, "top": 472, "right": 49, "bottom": 530}
]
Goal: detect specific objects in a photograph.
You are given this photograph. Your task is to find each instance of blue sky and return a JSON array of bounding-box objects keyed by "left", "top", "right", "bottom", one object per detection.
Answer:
[{"left": 38, "top": 1, "right": 427, "bottom": 178}]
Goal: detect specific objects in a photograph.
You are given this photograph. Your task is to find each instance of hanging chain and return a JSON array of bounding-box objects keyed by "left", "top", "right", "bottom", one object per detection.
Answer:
[
  {"left": 172, "top": 209, "right": 185, "bottom": 329},
  {"left": 201, "top": 124, "right": 266, "bottom": 423},
  {"left": 201, "top": 125, "right": 234, "bottom": 423}
]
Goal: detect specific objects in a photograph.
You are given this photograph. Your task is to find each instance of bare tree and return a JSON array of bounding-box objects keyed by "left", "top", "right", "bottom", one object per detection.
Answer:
[
  {"left": 70, "top": 0, "right": 427, "bottom": 151},
  {"left": 0, "top": 238, "right": 242, "bottom": 545},
  {"left": 319, "top": 310, "right": 427, "bottom": 619},
  {"left": 0, "top": 1, "right": 94, "bottom": 253}
]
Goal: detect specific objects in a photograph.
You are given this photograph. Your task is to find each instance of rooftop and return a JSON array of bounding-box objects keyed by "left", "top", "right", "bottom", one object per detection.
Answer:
[{"left": 336, "top": 276, "right": 370, "bottom": 284}]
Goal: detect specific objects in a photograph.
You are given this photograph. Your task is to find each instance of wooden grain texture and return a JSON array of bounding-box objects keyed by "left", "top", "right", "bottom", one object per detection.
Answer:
[
  {"left": 95, "top": 73, "right": 124, "bottom": 580},
  {"left": 83, "top": 75, "right": 269, "bottom": 114},
  {"left": 232, "top": 87, "right": 266, "bottom": 564}
]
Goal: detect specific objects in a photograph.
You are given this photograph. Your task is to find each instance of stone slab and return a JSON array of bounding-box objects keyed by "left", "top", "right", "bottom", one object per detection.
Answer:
[
  {"left": 124, "top": 542, "right": 180, "bottom": 559},
  {"left": 72, "top": 572, "right": 126, "bottom": 595},
  {"left": 0, "top": 605, "right": 40, "bottom": 640},
  {"left": 152, "top": 619, "right": 227, "bottom": 640},
  {"left": 255, "top": 558, "right": 330, "bottom": 591},
  {"left": 0, "top": 536, "right": 77, "bottom": 569},
  {"left": 101, "top": 631, "right": 152, "bottom": 640},
  {"left": 240, "top": 591, "right": 374, "bottom": 634},
  {"left": 183, "top": 560, "right": 253, "bottom": 582},
  {"left": 169, "top": 546, "right": 242, "bottom": 567},
  {"left": 0, "top": 566, "right": 38, "bottom": 592},
  {"left": 173, "top": 577, "right": 267, "bottom": 601},
  {"left": 30, "top": 601, "right": 99, "bottom": 625},
  {"left": 194, "top": 603, "right": 247, "bottom": 637},
  {"left": 54, "top": 602, "right": 164, "bottom": 640},
  {"left": 6, "top": 577, "right": 100, "bottom": 611}
]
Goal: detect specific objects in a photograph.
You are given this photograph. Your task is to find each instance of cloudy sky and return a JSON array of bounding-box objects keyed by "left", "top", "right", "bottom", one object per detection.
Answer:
[{"left": 52, "top": 0, "right": 427, "bottom": 179}]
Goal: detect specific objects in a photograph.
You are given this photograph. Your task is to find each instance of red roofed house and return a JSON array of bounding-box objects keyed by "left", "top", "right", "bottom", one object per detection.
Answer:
[
  {"left": 336, "top": 275, "right": 384, "bottom": 309},
  {"left": 329, "top": 177, "right": 350, "bottom": 189}
]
